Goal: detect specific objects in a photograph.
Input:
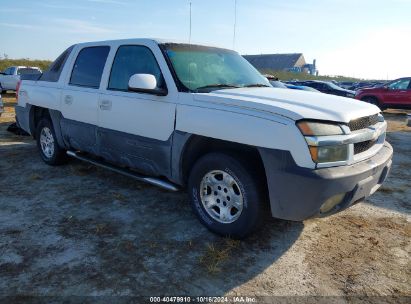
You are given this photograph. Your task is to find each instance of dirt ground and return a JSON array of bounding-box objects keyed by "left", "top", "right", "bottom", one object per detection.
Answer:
[{"left": 0, "top": 93, "right": 410, "bottom": 301}]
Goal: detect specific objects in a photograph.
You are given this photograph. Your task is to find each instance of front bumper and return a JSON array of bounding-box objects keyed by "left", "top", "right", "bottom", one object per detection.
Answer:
[{"left": 259, "top": 141, "right": 393, "bottom": 221}]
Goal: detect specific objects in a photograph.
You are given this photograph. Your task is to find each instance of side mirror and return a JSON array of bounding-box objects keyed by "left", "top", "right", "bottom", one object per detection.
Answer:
[{"left": 128, "top": 74, "right": 167, "bottom": 96}]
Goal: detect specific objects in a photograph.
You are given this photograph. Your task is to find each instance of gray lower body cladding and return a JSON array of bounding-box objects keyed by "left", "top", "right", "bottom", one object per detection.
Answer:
[
  {"left": 15, "top": 104, "right": 31, "bottom": 134},
  {"left": 259, "top": 142, "right": 393, "bottom": 221},
  {"left": 15, "top": 104, "right": 174, "bottom": 179}
]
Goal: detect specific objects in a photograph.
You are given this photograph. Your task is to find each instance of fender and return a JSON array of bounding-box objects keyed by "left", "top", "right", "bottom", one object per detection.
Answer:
[
  {"left": 175, "top": 104, "right": 314, "bottom": 169},
  {"left": 49, "top": 109, "right": 69, "bottom": 149},
  {"left": 24, "top": 105, "right": 67, "bottom": 149}
]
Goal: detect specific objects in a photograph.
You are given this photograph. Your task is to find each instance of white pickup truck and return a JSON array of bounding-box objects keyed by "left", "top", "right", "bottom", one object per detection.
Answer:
[
  {"left": 0, "top": 66, "right": 42, "bottom": 93},
  {"left": 15, "top": 39, "right": 393, "bottom": 238}
]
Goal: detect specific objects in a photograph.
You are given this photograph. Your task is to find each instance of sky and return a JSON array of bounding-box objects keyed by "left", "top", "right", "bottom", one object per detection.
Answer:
[{"left": 0, "top": 0, "right": 410, "bottom": 79}]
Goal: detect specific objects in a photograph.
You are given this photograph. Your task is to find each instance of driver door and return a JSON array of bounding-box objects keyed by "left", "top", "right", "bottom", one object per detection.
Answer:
[
  {"left": 385, "top": 78, "right": 411, "bottom": 106},
  {"left": 97, "top": 44, "right": 176, "bottom": 176}
]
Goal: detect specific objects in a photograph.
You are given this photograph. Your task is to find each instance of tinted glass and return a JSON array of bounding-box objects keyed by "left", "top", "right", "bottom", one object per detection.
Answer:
[
  {"left": 327, "top": 82, "right": 343, "bottom": 90},
  {"left": 389, "top": 79, "right": 410, "bottom": 90},
  {"left": 70, "top": 46, "right": 110, "bottom": 88},
  {"left": 308, "top": 83, "right": 321, "bottom": 89},
  {"left": 17, "top": 68, "right": 41, "bottom": 75},
  {"left": 108, "top": 45, "right": 164, "bottom": 91},
  {"left": 40, "top": 45, "right": 74, "bottom": 82}
]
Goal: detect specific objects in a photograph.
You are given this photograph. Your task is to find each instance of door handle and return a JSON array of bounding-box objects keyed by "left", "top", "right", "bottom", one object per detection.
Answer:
[
  {"left": 64, "top": 95, "right": 73, "bottom": 105},
  {"left": 99, "top": 99, "right": 112, "bottom": 110}
]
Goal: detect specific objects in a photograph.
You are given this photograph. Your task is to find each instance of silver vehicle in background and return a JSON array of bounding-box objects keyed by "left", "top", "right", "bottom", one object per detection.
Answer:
[{"left": 0, "top": 66, "right": 42, "bottom": 93}]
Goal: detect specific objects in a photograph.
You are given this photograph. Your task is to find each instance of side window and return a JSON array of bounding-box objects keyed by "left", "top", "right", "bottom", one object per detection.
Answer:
[
  {"left": 40, "top": 45, "right": 74, "bottom": 82},
  {"left": 70, "top": 46, "right": 110, "bottom": 88},
  {"left": 309, "top": 83, "right": 321, "bottom": 89},
  {"left": 108, "top": 45, "right": 165, "bottom": 91},
  {"left": 4, "top": 68, "right": 12, "bottom": 75},
  {"left": 389, "top": 79, "right": 410, "bottom": 90}
]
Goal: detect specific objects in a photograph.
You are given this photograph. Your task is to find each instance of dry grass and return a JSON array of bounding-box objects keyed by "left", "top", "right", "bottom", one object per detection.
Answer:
[
  {"left": 0, "top": 58, "right": 51, "bottom": 72},
  {"left": 95, "top": 223, "right": 113, "bottom": 235},
  {"left": 28, "top": 173, "right": 42, "bottom": 181},
  {"left": 198, "top": 238, "right": 241, "bottom": 274},
  {"left": 113, "top": 192, "right": 126, "bottom": 201},
  {"left": 70, "top": 164, "right": 95, "bottom": 176}
]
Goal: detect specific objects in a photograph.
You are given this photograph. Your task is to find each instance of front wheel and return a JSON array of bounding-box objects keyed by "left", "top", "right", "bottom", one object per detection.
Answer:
[
  {"left": 36, "top": 118, "right": 68, "bottom": 165},
  {"left": 188, "top": 153, "right": 266, "bottom": 238}
]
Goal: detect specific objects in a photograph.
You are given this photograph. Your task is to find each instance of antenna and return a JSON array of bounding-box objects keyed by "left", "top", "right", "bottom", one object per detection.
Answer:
[
  {"left": 189, "top": 2, "right": 192, "bottom": 44},
  {"left": 233, "top": 0, "right": 237, "bottom": 50}
]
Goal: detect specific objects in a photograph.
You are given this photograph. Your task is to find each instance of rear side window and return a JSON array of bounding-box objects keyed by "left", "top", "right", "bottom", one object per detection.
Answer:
[
  {"left": 17, "top": 68, "right": 41, "bottom": 75},
  {"left": 70, "top": 46, "right": 110, "bottom": 89},
  {"left": 108, "top": 45, "right": 164, "bottom": 91},
  {"left": 40, "top": 45, "right": 74, "bottom": 82}
]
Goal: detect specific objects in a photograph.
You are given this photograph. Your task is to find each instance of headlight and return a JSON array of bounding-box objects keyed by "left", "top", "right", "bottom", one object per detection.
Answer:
[
  {"left": 308, "top": 145, "right": 349, "bottom": 163},
  {"left": 297, "top": 121, "right": 344, "bottom": 136},
  {"left": 346, "top": 93, "right": 355, "bottom": 98},
  {"left": 297, "top": 121, "right": 348, "bottom": 164}
]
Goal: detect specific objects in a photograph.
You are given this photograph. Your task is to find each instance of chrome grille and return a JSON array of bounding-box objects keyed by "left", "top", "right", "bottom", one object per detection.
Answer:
[
  {"left": 354, "top": 139, "right": 377, "bottom": 154},
  {"left": 348, "top": 114, "right": 379, "bottom": 131}
]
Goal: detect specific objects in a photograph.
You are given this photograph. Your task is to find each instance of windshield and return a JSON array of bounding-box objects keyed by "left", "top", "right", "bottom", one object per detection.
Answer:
[
  {"left": 162, "top": 43, "right": 270, "bottom": 92},
  {"left": 326, "top": 82, "right": 344, "bottom": 90}
]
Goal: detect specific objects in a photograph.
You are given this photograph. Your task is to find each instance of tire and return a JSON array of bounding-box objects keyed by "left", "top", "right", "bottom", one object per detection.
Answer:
[
  {"left": 0, "top": 83, "right": 5, "bottom": 94},
  {"left": 188, "top": 152, "right": 266, "bottom": 239},
  {"left": 36, "top": 118, "right": 68, "bottom": 165}
]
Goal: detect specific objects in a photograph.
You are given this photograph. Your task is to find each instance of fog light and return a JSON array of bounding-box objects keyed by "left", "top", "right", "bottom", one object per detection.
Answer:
[{"left": 320, "top": 193, "right": 346, "bottom": 214}]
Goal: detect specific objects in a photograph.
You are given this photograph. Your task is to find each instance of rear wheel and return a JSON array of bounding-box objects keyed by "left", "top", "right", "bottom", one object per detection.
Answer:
[
  {"left": 36, "top": 118, "right": 68, "bottom": 165},
  {"left": 188, "top": 152, "right": 266, "bottom": 239},
  {"left": 0, "top": 83, "right": 5, "bottom": 94}
]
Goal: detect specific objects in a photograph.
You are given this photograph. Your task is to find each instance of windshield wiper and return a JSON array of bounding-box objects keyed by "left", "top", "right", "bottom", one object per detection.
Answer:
[
  {"left": 243, "top": 83, "right": 271, "bottom": 88},
  {"left": 194, "top": 84, "right": 240, "bottom": 91}
]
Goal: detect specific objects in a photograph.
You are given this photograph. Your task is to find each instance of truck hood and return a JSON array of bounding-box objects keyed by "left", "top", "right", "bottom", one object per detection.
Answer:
[{"left": 193, "top": 87, "right": 380, "bottom": 123}]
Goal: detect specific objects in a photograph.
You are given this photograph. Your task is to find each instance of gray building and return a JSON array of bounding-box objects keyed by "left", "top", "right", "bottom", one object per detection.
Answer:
[{"left": 243, "top": 53, "right": 318, "bottom": 75}]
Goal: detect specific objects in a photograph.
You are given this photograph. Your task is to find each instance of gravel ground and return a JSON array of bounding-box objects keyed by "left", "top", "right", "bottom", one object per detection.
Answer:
[{"left": 0, "top": 94, "right": 410, "bottom": 301}]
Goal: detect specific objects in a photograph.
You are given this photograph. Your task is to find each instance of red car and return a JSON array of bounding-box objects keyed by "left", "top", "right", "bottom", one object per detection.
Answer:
[{"left": 355, "top": 77, "right": 411, "bottom": 110}]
